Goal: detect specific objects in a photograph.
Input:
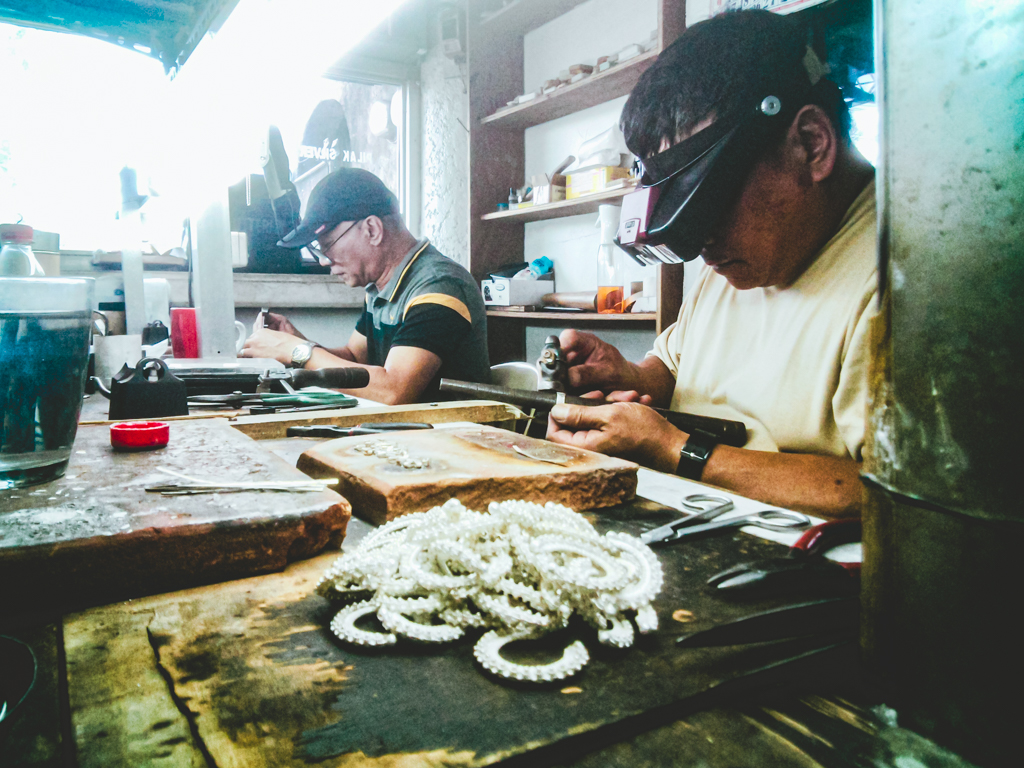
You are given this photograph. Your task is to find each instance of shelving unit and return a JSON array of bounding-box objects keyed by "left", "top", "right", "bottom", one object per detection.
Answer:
[
  {"left": 467, "top": 0, "right": 686, "bottom": 363},
  {"left": 487, "top": 310, "right": 656, "bottom": 322},
  {"left": 481, "top": 185, "right": 635, "bottom": 222},
  {"left": 480, "top": 50, "right": 659, "bottom": 130}
]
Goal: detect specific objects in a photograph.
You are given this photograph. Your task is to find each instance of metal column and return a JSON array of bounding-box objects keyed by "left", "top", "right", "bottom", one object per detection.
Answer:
[{"left": 863, "top": 1, "right": 1024, "bottom": 765}]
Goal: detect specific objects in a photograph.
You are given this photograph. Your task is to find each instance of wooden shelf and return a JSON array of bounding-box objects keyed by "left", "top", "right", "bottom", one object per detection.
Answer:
[
  {"left": 480, "top": 50, "right": 659, "bottom": 130},
  {"left": 487, "top": 310, "right": 656, "bottom": 322},
  {"left": 478, "top": 0, "right": 591, "bottom": 39},
  {"left": 481, "top": 185, "right": 634, "bottom": 222}
]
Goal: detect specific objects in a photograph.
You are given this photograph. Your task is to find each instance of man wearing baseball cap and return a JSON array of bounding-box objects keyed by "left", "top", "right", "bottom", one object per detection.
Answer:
[
  {"left": 547, "top": 10, "right": 877, "bottom": 518},
  {"left": 241, "top": 168, "right": 490, "bottom": 404}
]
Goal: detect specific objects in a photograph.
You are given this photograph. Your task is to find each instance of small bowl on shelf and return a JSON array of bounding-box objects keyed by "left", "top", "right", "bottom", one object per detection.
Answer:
[{"left": 110, "top": 421, "right": 170, "bottom": 451}]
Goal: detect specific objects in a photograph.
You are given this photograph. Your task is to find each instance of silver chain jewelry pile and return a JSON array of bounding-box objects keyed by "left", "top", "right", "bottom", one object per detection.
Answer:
[
  {"left": 354, "top": 439, "right": 430, "bottom": 470},
  {"left": 317, "top": 498, "right": 663, "bottom": 683}
]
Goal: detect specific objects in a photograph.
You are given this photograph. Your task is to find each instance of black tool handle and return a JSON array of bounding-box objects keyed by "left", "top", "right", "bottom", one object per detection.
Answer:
[
  {"left": 286, "top": 425, "right": 379, "bottom": 438},
  {"left": 290, "top": 367, "right": 370, "bottom": 390},
  {"left": 437, "top": 378, "right": 747, "bottom": 447},
  {"left": 557, "top": 394, "right": 745, "bottom": 446},
  {"left": 653, "top": 409, "right": 747, "bottom": 448}
]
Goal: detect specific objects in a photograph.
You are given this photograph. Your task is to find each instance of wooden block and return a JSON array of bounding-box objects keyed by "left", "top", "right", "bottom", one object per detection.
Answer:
[
  {"left": 297, "top": 426, "right": 638, "bottom": 525},
  {"left": 0, "top": 419, "right": 351, "bottom": 616}
]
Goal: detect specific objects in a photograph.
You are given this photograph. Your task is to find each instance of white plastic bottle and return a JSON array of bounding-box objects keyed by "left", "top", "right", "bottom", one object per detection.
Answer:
[{"left": 0, "top": 223, "right": 44, "bottom": 276}]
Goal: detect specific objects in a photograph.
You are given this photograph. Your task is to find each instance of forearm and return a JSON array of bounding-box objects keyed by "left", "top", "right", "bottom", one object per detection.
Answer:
[
  {"left": 317, "top": 345, "right": 358, "bottom": 363},
  {"left": 701, "top": 446, "right": 862, "bottom": 519},
  {"left": 548, "top": 401, "right": 862, "bottom": 518},
  {"left": 645, "top": 432, "right": 862, "bottom": 518},
  {"left": 305, "top": 347, "right": 431, "bottom": 405},
  {"left": 622, "top": 357, "right": 677, "bottom": 407}
]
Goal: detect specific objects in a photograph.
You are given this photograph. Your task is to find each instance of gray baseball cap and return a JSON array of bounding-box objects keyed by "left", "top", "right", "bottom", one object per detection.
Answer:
[{"left": 277, "top": 167, "right": 399, "bottom": 249}]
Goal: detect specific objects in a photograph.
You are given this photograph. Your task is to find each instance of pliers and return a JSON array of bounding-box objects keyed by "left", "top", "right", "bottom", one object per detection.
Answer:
[{"left": 706, "top": 518, "right": 861, "bottom": 596}]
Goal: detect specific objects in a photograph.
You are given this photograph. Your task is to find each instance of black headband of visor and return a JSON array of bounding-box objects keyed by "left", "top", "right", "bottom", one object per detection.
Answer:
[{"left": 619, "top": 83, "right": 814, "bottom": 264}]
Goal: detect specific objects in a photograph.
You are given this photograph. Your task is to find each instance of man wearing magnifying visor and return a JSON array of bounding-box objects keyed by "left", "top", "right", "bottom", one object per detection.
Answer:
[{"left": 547, "top": 10, "right": 877, "bottom": 518}]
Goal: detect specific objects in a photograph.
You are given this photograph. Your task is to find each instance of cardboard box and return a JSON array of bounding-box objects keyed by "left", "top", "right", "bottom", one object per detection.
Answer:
[
  {"left": 481, "top": 278, "right": 555, "bottom": 306},
  {"left": 566, "top": 166, "right": 631, "bottom": 199},
  {"left": 533, "top": 184, "right": 566, "bottom": 205}
]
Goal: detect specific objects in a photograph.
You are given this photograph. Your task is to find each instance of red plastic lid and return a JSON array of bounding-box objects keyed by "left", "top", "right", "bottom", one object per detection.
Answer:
[
  {"left": 0, "top": 223, "right": 33, "bottom": 243},
  {"left": 110, "top": 421, "right": 170, "bottom": 451}
]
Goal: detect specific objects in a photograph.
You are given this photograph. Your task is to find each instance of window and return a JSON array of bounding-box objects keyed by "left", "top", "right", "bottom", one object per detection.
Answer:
[
  {"left": 288, "top": 79, "right": 406, "bottom": 219},
  {"left": 0, "top": 1, "right": 411, "bottom": 256}
]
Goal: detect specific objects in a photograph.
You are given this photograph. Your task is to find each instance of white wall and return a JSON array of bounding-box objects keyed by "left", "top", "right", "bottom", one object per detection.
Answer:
[
  {"left": 522, "top": 0, "right": 659, "bottom": 93},
  {"left": 419, "top": 43, "right": 471, "bottom": 268},
  {"left": 522, "top": 0, "right": 658, "bottom": 297},
  {"left": 686, "top": 0, "right": 714, "bottom": 26}
]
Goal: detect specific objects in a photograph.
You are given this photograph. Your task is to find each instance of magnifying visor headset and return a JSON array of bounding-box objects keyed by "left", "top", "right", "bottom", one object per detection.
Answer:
[{"left": 616, "top": 88, "right": 806, "bottom": 266}]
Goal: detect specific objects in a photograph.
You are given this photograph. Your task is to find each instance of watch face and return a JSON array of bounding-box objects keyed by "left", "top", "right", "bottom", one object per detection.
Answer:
[{"left": 291, "top": 343, "right": 312, "bottom": 366}]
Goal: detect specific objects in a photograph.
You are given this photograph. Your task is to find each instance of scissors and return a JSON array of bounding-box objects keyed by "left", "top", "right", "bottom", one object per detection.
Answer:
[{"left": 640, "top": 493, "right": 811, "bottom": 545}]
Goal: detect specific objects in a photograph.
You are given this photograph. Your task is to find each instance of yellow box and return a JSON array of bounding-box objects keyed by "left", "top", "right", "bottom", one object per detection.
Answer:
[{"left": 566, "top": 166, "right": 630, "bottom": 199}]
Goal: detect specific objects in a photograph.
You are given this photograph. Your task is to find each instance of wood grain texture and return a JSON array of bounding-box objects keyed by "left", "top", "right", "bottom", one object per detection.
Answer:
[
  {"left": 65, "top": 608, "right": 207, "bottom": 768},
  {"left": 62, "top": 503, "right": 854, "bottom": 768},
  {"left": 296, "top": 426, "right": 638, "bottom": 525},
  {"left": 0, "top": 420, "right": 350, "bottom": 617},
  {"left": 480, "top": 52, "right": 659, "bottom": 130},
  {"left": 229, "top": 401, "right": 522, "bottom": 440},
  {"left": 0, "top": 625, "right": 64, "bottom": 767},
  {"left": 480, "top": 186, "right": 633, "bottom": 221}
]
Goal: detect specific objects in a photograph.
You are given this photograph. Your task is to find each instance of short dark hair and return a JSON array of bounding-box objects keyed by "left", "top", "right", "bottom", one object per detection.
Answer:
[{"left": 621, "top": 10, "right": 850, "bottom": 159}]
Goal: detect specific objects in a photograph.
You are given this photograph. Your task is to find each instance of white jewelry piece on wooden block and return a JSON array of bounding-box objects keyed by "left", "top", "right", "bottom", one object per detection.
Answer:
[{"left": 318, "top": 498, "right": 664, "bottom": 683}]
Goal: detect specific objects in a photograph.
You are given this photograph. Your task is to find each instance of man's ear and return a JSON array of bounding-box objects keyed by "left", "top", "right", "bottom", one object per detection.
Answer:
[
  {"left": 364, "top": 215, "right": 386, "bottom": 246},
  {"left": 792, "top": 104, "right": 838, "bottom": 183}
]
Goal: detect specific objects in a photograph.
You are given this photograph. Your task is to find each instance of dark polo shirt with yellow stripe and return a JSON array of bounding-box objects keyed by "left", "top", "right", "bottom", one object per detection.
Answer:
[{"left": 355, "top": 239, "right": 490, "bottom": 397}]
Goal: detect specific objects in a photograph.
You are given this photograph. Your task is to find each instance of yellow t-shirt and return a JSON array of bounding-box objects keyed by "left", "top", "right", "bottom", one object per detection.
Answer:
[{"left": 650, "top": 183, "right": 877, "bottom": 459}]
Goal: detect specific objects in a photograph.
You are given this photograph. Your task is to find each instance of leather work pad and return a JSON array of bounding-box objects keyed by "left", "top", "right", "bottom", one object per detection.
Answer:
[{"left": 297, "top": 425, "right": 638, "bottom": 525}]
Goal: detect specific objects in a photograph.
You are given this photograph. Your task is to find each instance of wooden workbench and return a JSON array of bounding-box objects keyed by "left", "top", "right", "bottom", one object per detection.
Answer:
[
  {"left": 2, "top": 509, "right": 975, "bottom": 768},
  {"left": 0, "top": 409, "right": 977, "bottom": 767}
]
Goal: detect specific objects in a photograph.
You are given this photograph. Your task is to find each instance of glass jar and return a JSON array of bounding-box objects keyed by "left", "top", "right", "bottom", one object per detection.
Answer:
[{"left": 0, "top": 223, "right": 45, "bottom": 276}]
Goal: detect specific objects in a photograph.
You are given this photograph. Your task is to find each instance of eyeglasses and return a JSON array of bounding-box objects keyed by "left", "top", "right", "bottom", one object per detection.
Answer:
[{"left": 307, "top": 218, "right": 364, "bottom": 264}]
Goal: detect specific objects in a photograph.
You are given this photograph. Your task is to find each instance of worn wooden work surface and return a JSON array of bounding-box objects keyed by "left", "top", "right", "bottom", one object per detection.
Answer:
[
  {"left": 0, "top": 419, "right": 350, "bottom": 617},
  {"left": 297, "top": 425, "right": 638, "bottom": 524},
  {"left": 231, "top": 400, "right": 523, "bottom": 440},
  {"left": 62, "top": 501, "right": 860, "bottom": 768}
]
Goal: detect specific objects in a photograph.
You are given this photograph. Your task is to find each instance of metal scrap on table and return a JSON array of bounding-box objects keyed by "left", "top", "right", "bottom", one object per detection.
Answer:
[{"left": 145, "top": 467, "right": 338, "bottom": 495}]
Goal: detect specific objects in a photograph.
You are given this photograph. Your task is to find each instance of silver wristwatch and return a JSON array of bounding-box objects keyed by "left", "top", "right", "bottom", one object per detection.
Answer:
[{"left": 290, "top": 342, "right": 315, "bottom": 368}]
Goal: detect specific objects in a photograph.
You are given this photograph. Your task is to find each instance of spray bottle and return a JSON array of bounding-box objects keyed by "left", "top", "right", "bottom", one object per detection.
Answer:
[{"left": 595, "top": 204, "right": 626, "bottom": 313}]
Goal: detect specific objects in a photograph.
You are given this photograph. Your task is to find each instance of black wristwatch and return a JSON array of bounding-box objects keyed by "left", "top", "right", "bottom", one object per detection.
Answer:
[{"left": 676, "top": 430, "right": 718, "bottom": 480}]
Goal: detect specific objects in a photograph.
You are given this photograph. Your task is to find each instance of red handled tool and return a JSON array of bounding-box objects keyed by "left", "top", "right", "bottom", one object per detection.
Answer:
[{"left": 706, "top": 518, "right": 861, "bottom": 596}]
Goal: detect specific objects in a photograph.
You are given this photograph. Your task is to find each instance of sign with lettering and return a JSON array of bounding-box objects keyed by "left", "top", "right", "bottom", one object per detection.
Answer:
[{"left": 297, "top": 140, "right": 371, "bottom": 165}]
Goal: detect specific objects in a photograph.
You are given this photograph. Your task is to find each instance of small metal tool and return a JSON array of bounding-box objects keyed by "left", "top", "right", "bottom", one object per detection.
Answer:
[
  {"left": 536, "top": 335, "right": 568, "bottom": 392},
  {"left": 707, "top": 518, "right": 861, "bottom": 595},
  {"left": 439, "top": 378, "right": 749, "bottom": 447},
  {"left": 145, "top": 467, "right": 337, "bottom": 495},
  {"left": 512, "top": 444, "right": 571, "bottom": 464},
  {"left": 286, "top": 423, "right": 433, "bottom": 438},
  {"left": 641, "top": 499, "right": 811, "bottom": 546},
  {"left": 253, "top": 307, "right": 268, "bottom": 335},
  {"left": 639, "top": 494, "right": 735, "bottom": 544},
  {"left": 675, "top": 597, "right": 858, "bottom": 648}
]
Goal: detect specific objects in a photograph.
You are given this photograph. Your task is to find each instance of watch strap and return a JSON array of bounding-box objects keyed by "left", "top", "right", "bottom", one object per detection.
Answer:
[{"left": 676, "top": 430, "right": 718, "bottom": 480}]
